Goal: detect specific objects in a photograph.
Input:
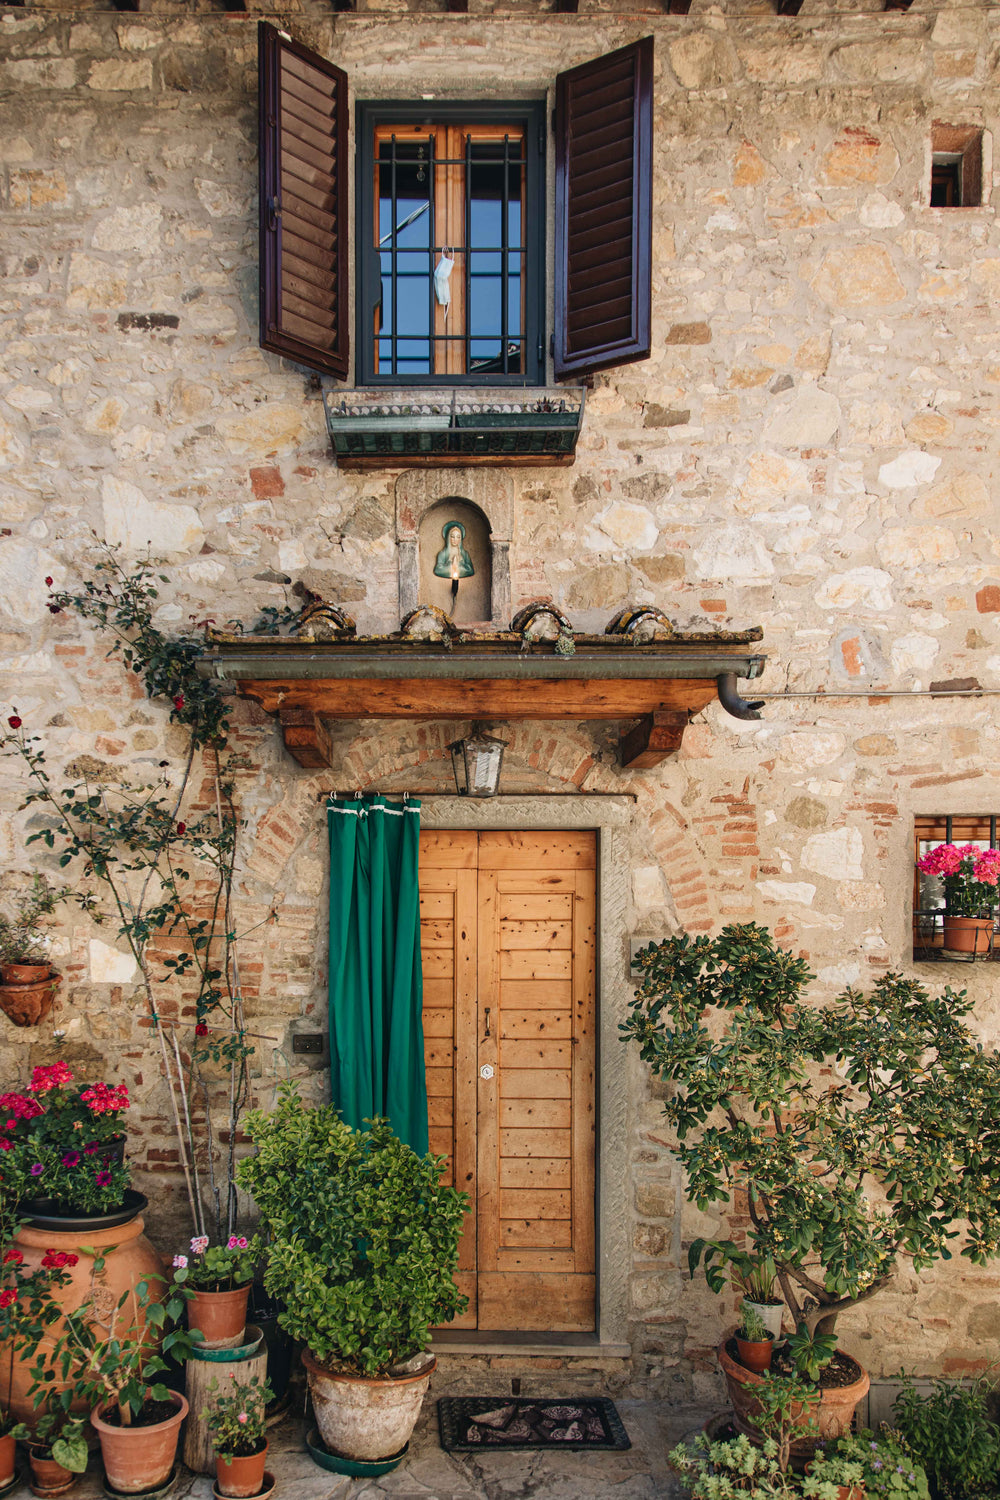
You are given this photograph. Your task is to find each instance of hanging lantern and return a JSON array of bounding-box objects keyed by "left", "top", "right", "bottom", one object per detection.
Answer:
[{"left": 449, "top": 725, "right": 507, "bottom": 798}]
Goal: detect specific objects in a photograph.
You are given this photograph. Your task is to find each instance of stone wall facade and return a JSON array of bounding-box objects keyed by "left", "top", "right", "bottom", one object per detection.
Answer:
[{"left": 2, "top": 0, "right": 1000, "bottom": 1398}]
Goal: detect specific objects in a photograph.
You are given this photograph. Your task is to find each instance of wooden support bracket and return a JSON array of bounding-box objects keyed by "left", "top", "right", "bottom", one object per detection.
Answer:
[
  {"left": 279, "top": 708, "right": 333, "bottom": 769},
  {"left": 619, "top": 711, "right": 688, "bottom": 770}
]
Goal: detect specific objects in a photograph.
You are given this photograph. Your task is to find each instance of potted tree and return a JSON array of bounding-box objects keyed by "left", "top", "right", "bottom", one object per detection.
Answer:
[
  {"left": 201, "top": 1374, "right": 274, "bottom": 1500},
  {"left": 177, "top": 1235, "right": 261, "bottom": 1348},
  {"left": 622, "top": 924, "right": 1000, "bottom": 1443},
  {"left": 236, "top": 1082, "right": 468, "bottom": 1469},
  {"left": 28, "top": 1257, "right": 199, "bottom": 1495},
  {"left": 0, "top": 877, "right": 67, "bottom": 1026}
]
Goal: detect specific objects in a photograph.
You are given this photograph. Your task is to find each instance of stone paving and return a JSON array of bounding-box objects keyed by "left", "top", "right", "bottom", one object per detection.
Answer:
[{"left": 8, "top": 1401, "right": 715, "bottom": 1500}]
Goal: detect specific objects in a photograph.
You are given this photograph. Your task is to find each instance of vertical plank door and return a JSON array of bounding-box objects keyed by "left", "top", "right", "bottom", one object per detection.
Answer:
[{"left": 420, "top": 829, "right": 596, "bottom": 1334}]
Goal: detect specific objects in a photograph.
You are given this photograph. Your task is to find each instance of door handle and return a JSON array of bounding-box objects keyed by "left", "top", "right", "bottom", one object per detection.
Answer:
[{"left": 484, "top": 1006, "right": 491, "bottom": 1039}]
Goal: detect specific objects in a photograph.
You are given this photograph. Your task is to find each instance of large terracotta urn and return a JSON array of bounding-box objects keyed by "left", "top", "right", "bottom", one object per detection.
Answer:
[
  {"left": 718, "top": 1334, "right": 869, "bottom": 1460},
  {"left": 0, "top": 1194, "right": 163, "bottom": 1426}
]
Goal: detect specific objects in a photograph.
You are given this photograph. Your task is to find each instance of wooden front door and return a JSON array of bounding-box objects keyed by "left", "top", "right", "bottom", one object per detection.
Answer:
[{"left": 420, "top": 830, "right": 596, "bottom": 1333}]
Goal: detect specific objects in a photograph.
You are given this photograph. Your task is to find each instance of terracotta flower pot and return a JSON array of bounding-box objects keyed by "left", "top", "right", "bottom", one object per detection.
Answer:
[
  {"left": 28, "top": 1449, "right": 75, "bottom": 1499},
  {"left": 188, "top": 1285, "right": 251, "bottom": 1348},
  {"left": 0, "top": 1203, "right": 162, "bottom": 1428},
  {"left": 302, "top": 1347, "right": 434, "bottom": 1462},
  {"left": 215, "top": 1441, "right": 268, "bottom": 1498},
  {"left": 718, "top": 1334, "right": 869, "bottom": 1460},
  {"left": 0, "top": 962, "right": 52, "bottom": 985},
  {"left": 734, "top": 1333, "right": 773, "bottom": 1374},
  {"left": 91, "top": 1391, "right": 188, "bottom": 1495},
  {"left": 0, "top": 975, "right": 59, "bottom": 1027},
  {"left": 0, "top": 1431, "right": 16, "bottom": 1488},
  {"left": 943, "top": 916, "right": 993, "bottom": 955}
]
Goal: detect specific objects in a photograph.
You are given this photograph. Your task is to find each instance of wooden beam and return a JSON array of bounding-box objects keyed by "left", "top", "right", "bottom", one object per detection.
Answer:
[
  {"left": 241, "top": 677, "right": 720, "bottom": 722},
  {"left": 279, "top": 708, "right": 332, "bottom": 769},
  {"left": 619, "top": 712, "right": 687, "bottom": 770}
]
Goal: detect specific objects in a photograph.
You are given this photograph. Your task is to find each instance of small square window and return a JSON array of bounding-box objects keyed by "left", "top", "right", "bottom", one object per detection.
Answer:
[
  {"left": 913, "top": 814, "right": 999, "bottom": 962},
  {"left": 930, "top": 123, "right": 983, "bottom": 208}
]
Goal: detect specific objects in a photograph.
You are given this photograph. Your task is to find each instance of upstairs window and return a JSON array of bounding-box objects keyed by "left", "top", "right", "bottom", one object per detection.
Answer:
[
  {"left": 356, "top": 105, "right": 545, "bottom": 385},
  {"left": 258, "top": 23, "right": 652, "bottom": 388}
]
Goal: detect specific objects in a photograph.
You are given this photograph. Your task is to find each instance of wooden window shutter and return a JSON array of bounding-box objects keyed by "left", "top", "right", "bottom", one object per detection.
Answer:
[
  {"left": 258, "top": 21, "right": 349, "bottom": 379},
  {"left": 554, "top": 37, "right": 653, "bottom": 381}
]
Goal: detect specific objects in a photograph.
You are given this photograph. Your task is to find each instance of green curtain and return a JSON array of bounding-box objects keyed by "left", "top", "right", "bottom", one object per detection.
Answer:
[{"left": 327, "top": 795, "right": 428, "bottom": 1155}]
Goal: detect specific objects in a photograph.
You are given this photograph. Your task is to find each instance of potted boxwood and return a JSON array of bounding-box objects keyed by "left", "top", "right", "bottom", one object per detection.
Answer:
[
  {"left": 28, "top": 1257, "right": 199, "bottom": 1495},
  {"left": 201, "top": 1374, "right": 274, "bottom": 1499},
  {"left": 237, "top": 1082, "right": 468, "bottom": 1465},
  {"left": 622, "top": 924, "right": 1000, "bottom": 1442}
]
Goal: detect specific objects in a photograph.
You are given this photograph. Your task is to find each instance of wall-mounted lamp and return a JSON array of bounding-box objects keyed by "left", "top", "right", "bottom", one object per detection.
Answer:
[{"left": 448, "top": 725, "right": 508, "bottom": 798}]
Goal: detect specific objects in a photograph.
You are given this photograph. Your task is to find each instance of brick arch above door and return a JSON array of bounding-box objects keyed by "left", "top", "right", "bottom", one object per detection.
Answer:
[{"left": 419, "top": 794, "right": 632, "bottom": 1350}]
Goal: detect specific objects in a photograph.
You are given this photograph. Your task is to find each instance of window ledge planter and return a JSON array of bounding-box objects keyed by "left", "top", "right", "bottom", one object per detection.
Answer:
[{"left": 322, "top": 386, "right": 585, "bottom": 469}]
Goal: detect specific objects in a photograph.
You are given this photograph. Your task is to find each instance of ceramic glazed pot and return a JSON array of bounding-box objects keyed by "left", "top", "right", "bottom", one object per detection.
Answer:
[
  {"left": 734, "top": 1333, "right": 774, "bottom": 1374},
  {"left": 188, "top": 1285, "right": 251, "bottom": 1348},
  {"left": 301, "top": 1348, "right": 435, "bottom": 1462},
  {"left": 215, "top": 1441, "right": 268, "bottom": 1498},
  {"left": 27, "top": 1450, "right": 75, "bottom": 1499},
  {"left": 718, "top": 1334, "right": 869, "bottom": 1460},
  {"left": 942, "top": 916, "right": 993, "bottom": 955},
  {"left": 0, "top": 1201, "right": 161, "bottom": 1426},
  {"left": 91, "top": 1391, "right": 188, "bottom": 1495}
]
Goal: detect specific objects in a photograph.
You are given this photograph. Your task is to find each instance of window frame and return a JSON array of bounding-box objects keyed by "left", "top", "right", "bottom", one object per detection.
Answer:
[{"left": 355, "top": 98, "right": 547, "bottom": 389}]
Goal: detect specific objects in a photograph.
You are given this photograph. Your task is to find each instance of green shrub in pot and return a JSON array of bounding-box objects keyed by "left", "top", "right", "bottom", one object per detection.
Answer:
[
  {"left": 237, "top": 1082, "right": 468, "bottom": 1376},
  {"left": 237, "top": 1083, "right": 469, "bottom": 1463}
]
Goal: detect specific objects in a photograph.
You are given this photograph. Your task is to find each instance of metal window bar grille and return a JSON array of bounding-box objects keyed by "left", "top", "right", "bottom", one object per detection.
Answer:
[
  {"left": 912, "top": 814, "right": 1000, "bottom": 962},
  {"left": 377, "top": 136, "right": 527, "bottom": 377}
]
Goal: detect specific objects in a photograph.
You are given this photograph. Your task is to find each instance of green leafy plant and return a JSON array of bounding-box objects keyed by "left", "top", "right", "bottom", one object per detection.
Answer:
[
  {"left": 739, "top": 1304, "right": 771, "bottom": 1343},
  {"left": 668, "top": 1431, "right": 801, "bottom": 1498},
  {"left": 0, "top": 1061, "right": 130, "bottom": 1214},
  {"left": 754, "top": 1370, "right": 820, "bottom": 1474},
  {"left": 21, "top": 1410, "right": 89, "bottom": 1474},
  {"left": 0, "top": 1234, "right": 74, "bottom": 1438},
  {"left": 690, "top": 1241, "right": 782, "bottom": 1306},
  {"left": 0, "top": 875, "right": 70, "bottom": 968},
  {"left": 802, "top": 1448, "right": 864, "bottom": 1497},
  {"left": 820, "top": 1428, "right": 930, "bottom": 1500},
  {"left": 0, "top": 547, "right": 278, "bottom": 1239},
  {"left": 30, "top": 1252, "right": 200, "bottom": 1425},
  {"left": 893, "top": 1372, "right": 1000, "bottom": 1500},
  {"left": 180, "top": 1233, "right": 262, "bottom": 1291},
  {"left": 787, "top": 1323, "right": 837, "bottom": 1385},
  {"left": 622, "top": 923, "right": 1000, "bottom": 1339},
  {"left": 201, "top": 1374, "right": 274, "bottom": 1461},
  {"left": 236, "top": 1082, "right": 469, "bottom": 1377}
]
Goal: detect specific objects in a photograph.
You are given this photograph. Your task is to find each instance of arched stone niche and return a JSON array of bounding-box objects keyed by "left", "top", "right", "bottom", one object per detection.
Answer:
[
  {"left": 418, "top": 501, "right": 491, "bottom": 626},
  {"left": 395, "top": 468, "right": 512, "bottom": 628}
]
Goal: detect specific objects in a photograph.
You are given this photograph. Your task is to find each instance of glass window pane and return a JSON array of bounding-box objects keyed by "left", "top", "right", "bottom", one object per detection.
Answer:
[{"left": 470, "top": 276, "right": 502, "bottom": 339}]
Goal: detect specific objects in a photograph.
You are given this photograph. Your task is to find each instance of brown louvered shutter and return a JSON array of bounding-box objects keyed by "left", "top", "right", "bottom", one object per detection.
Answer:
[
  {"left": 258, "top": 22, "right": 349, "bottom": 379},
  {"left": 554, "top": 37, "right": 653, "bottom": 381}
]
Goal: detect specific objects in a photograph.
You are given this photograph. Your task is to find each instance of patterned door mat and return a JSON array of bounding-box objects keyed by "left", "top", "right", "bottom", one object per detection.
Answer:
[{"left": 437, "top": 1397, "right": 631, "bottom": 1452}]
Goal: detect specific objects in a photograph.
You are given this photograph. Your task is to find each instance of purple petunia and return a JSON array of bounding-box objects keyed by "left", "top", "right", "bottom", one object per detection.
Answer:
[{"left": 29, "top": 1163, "right": 43, "bottom": 1176}]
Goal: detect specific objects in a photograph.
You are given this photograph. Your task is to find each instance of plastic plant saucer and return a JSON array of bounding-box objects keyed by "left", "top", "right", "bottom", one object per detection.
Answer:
[
  {"left": 102, "top": 1462, "right": 179, "bottom": 1500},
  {"left": 191, "top": 1324, "right": 264, "bottom": 1363},
  {"left": 305, "top": 1427, "right": 408, "bottom": 1478},
  {"left": 211, "top": 1470, "right": 274, "bottom": 1500}
]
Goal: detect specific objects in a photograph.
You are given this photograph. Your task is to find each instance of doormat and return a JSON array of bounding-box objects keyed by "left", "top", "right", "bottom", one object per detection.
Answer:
[{"left": 437, "top": 1396, "right": 631, "bottom": 1452}]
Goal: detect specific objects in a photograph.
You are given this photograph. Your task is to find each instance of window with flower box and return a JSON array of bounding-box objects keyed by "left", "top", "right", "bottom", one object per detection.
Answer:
[{"left": 913, "top": 814, "right": 1000, "bottom": 962}]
